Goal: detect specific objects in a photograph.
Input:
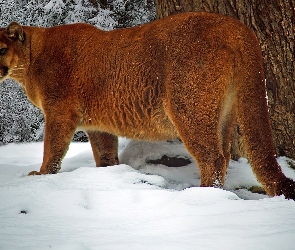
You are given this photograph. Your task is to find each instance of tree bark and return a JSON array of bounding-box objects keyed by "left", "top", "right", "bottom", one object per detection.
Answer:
[{"left": 154, "top": 0, "right": 295, "bottom": 159}]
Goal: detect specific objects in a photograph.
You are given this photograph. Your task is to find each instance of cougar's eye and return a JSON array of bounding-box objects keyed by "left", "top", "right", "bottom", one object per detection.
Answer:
[{"left": 0, "top": 48, "right": 7, "bottom": 55}]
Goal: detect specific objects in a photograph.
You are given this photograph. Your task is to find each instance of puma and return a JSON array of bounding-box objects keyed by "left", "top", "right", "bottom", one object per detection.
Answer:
[{"left": 0, "top": 12, "right": 294, "bottom": 199}]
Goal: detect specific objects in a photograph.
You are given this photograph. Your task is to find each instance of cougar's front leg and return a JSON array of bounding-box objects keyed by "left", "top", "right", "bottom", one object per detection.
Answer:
[
  {"left": 28, "top": 112, "right": 80, "bottom": 175},
  {"left": 87, "top": 131, "right": 119, "bottom": 167}
]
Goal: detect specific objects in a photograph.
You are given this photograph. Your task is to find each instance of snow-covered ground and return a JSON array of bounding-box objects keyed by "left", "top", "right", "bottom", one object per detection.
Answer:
[{"left": 1, "top": 139, "right": 295, "bottom": 249}]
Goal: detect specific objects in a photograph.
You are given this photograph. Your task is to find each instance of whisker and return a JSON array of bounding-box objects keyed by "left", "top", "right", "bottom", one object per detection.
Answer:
[
  {"left": 12, "top": 66, "right": 25, "bottom": 69},
  {"left": 10, "top": 69, "right": 26, "bottom": 72}
]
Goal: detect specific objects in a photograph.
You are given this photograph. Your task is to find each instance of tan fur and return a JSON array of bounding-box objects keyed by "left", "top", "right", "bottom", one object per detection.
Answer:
[{"left": 0, "top": 13, "right": 294, "bottom": 198}]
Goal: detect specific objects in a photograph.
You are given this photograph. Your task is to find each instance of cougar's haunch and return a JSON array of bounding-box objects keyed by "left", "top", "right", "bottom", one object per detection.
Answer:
[{"left": 0, "top": 12, "right": 294, "bottom": 199}]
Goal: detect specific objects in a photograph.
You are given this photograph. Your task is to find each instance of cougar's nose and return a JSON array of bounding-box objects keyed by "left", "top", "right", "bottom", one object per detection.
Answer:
[{"left": 0, "top": 66, "right": 8, "bottom": 78}]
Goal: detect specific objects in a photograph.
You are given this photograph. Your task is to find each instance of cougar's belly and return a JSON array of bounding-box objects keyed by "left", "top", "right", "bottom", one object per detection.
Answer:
[
  {"left": 80, "top": 105, "right": 178, "bottom": 141},
  {"left": 118, "top": 118, "right": 178, "bottom": 141}
]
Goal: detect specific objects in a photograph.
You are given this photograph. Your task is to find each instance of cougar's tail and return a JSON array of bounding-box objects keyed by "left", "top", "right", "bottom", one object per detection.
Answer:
[{"left": 235, "top": 30, "right": 295, "bottom": 198}]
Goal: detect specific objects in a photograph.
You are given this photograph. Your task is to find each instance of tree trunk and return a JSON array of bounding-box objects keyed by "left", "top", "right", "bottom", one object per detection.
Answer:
[{"left": 154, "top": 0, "right": 295, "bottom": 159}]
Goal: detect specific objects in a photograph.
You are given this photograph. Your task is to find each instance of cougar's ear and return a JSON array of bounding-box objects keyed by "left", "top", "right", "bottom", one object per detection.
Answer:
[{"left": 6, "top": 22, "right": 25, "bottom": 42}]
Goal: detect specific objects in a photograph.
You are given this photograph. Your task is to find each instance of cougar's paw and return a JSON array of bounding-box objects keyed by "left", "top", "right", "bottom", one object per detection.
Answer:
[
  {"left": 28, "top": 169, "right": 60, "bottom": 175},
  {"left": 28, "top": 171, "right": 42, "bottom": 176},
  {"left": 99, "top": 156, "right": 119, "bottom": 167},
  {"left": 276, "top": 178, "right": 295, "bottom": 200}
]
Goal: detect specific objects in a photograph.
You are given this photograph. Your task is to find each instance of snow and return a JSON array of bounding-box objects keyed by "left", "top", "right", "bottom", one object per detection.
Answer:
[
  {"left": 1, "top": 139, "right": 295, "bottom": 249},
  {"left": 44, "top": 0, "right": 65, "bottom": 11}
]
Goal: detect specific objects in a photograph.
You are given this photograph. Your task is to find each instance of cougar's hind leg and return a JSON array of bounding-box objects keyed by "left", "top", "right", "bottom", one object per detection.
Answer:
[
  {"left": 219, "top": 87, "right": 237, "bottom": 171},
  {"left": 87, "top": 131, "right": 119, "bottom": 167},
  {"left": 167, "top": 81, "right": 235, "bottom": 188},
  {"left": 176, "top": 112, "right": 229, "bottom": 188}
]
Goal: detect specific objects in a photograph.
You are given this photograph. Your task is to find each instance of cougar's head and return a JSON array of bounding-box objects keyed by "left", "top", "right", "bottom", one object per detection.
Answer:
[{"left": 0, "top": 22, "right": 26, "bottom": 81}]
